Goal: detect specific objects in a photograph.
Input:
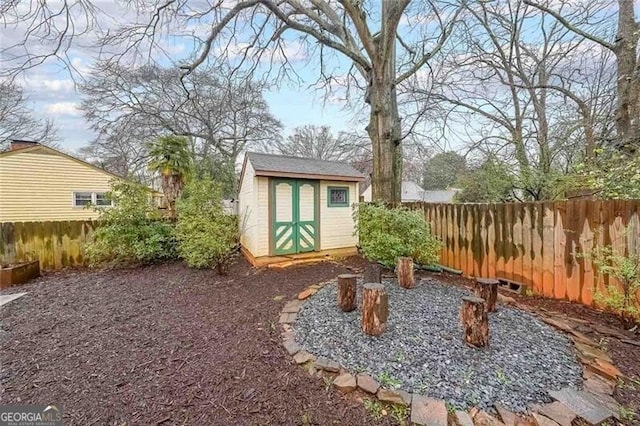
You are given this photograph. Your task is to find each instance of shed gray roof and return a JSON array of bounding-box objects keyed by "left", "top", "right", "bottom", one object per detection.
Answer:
[{"left": 245, "top": 152, "right": 366, "bottom": 181}]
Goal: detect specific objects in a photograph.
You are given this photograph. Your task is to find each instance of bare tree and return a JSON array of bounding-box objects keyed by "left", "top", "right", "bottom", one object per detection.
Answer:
[
  {"left": 208, "top": 1, "right": 460, "bottom": 203},
  {"left": 77, "top": 120, "right": 154, "bottom": 183},
  {"left": 416, "top": 0, "right": 618, "bottom": 200},
  {"left": 523, "top": 0, "right": 639, "bottom": 153},
  {"left": 269, "top": 125, "right": 361, "bottom": 161},
  {"left": 79, "top": 62, "right": 282, "bottom": 180},
  {"left": 0, "top": 81, "right": 57, "bottom": 148},
  {"left": 3, "top": 1, "right": 465, "bottom": 203}
]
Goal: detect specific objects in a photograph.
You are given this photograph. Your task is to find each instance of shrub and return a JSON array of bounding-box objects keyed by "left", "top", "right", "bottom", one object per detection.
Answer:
[
  {"left": 175, "top": 179, "right": 239, "bottom": 273},
  {"left": 85, "top": 180, "right": 177, "bottom": 267},
  {"left": 586, "top": 239, "right": 640, "bottom": 328},
  {"left": 355, "top": 203, "right": 441, "bottom": 267}
]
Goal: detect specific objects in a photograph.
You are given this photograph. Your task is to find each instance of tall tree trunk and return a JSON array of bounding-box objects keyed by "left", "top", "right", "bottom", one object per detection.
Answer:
[
  {"left": 365, "top": 1, "right": 403, "bottom": 205},
  {"left": 615, "top": 0, "right": 640, "bottom": 153},
  {"left": 162, "top": 173, "right": 183, "bottom": 219},
  {"left": 366, "top": 74, "right": 402, "bottom": 204}
]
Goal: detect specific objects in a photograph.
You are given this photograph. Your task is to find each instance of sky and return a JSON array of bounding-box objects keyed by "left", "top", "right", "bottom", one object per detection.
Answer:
[
  {"left": 1, "top": 0, "right": 371, "bottom": 153},
  {"left": 1, "top": 0, "right": 628, "bottom": 157}
]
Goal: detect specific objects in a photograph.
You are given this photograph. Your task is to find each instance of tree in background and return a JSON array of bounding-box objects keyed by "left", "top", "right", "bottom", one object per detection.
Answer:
[
  {"left": 272, "top": 125, "right": 359, "bottom": 162},
  {"left": 417, "top": 0, "right": 618, "bottom": 201},
  {"left": 524, "top": 0, "right": 639, "bottom": 153},
  {"left": 193, "top": 157, "right": 238, "bottom": 200},
  {"left": 0, "top": 81, "right": 57, "bottom": 148},
  {"left": 148, "top": 135, "right": 192, "bottom": 218},
  {"left": 569, "top": 149, "right": 640, "bottom": 200},
  {"left": 79, "top": 63, "right": 281, "bottom": 186},
  {"left": 456, "top": 159, "right": 515, "bottom": 203},
  {"left": 422, "top": 151, "right": 467, "bottom": 190},
  {"left": 78, "top": 120, "right": 152, "bottom": 182}
]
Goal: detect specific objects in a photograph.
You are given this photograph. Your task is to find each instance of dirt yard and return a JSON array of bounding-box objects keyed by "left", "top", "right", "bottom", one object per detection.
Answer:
[
  {"left": 1, "top": 259, "right": 638, "bottom": 425},
  {"left": 0, "top": 257, "right": 394, "bottom": 426}
]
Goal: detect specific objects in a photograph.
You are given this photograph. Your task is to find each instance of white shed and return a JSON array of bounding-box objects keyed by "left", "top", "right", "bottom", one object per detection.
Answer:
[{"left": 238, "top": 152, "right": 365, "bottom": 266}]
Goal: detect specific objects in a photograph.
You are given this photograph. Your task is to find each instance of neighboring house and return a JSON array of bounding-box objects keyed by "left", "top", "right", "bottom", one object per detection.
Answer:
[
  {"left": 0, "top": 140, "right": 159, "bottom": 222},
  {"left": 423, "top": 189, "right": 459, "bottom": 203},
  {"left": 238, "top": 152, "right": 365, "bottom": 266},
  {"left": 361, "top": 181, "right": 458, "bottom": 203}
]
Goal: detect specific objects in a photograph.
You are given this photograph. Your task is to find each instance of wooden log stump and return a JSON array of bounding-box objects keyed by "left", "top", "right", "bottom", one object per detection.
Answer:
[
  {"left": 361, "top": 283, "right": 388, "bottom": 336},
  {"left": 461, "top": 296, "right": 489, "bottom": 347},
  {"left": 363, "top": 263, "right": 382, "bottom": 283},
  {"left": 474, "top": 278, "right": 499, "bottom": 312},
  {"left": 396, "top": 257, "right": 414, "bottom": 289},
  {"left": 337, "top": 274, "right": 358, "bottom": 312}
]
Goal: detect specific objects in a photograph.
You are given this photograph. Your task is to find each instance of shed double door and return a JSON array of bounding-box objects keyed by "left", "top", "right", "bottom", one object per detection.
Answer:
[{"left": 271, "top": 179, "right": 318, "bottom": 255}]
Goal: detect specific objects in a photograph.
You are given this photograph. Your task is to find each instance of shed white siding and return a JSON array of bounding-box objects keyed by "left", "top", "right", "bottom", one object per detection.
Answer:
[
  {"left": 255, "top": 176, "right": 270, "bottom": 257},
  {"left": 238, "top": 161, "right": 257, "bottom": 255},
  {"left": 238, "top": 153, "right": 363, "bottom": 263},
  {"left": 319, "top": 180, "right": 359, "bottom": 250}
]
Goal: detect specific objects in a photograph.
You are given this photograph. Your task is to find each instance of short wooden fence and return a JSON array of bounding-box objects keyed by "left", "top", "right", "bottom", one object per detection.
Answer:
[{"left": 0, "top": 221, "right": 96, "bottom": 270}]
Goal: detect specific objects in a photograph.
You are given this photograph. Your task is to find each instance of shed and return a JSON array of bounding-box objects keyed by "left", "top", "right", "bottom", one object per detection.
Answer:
[{"left": 238, "top": 152, "right": 366, "bottom": 266}]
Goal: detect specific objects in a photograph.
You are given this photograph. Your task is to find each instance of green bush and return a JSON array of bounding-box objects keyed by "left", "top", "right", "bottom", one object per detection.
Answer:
[
  {"left": 175, "top": 179, "right": 239, "bottom": 273},
  {"left": 355, "top": 203, "right": 441, "bottom": 267},
  {"left": 86, "top": 180, "right": 177, "bottom": 267},
  {"left": 586, "top": 238, "right": 640, "bottom": 328}
]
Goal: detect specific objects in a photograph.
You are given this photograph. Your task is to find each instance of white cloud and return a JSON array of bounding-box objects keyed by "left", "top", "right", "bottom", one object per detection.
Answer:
[{"left": 45, "top": 102, "right": 81, "bottom": 116}]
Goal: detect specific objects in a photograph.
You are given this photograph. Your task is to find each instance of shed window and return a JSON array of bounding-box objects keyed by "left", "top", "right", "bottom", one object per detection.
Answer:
[{"left": 328, "top": 186, "right": 349, "bottom": 207}]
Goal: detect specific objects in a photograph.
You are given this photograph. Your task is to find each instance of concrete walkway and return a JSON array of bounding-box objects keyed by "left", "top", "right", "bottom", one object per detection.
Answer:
[{"left": 0, "top": 292, "right": 27, "bottom": 307}]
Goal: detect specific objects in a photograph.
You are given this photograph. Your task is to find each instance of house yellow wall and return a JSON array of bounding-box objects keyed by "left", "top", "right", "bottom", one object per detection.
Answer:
[
  {"left": 0, "top": 149, "right": 115, "bottom": 222},
  {"left": 319, "top": 180, "right": 359, "bottom": 250}
]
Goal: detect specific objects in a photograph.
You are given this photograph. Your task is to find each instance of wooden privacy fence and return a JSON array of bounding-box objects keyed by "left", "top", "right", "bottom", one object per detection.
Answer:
[
  {"left": 1, "top": 221, "right": 96, "bottom": 270},
  {"left": 405, "top": 200, "right": 640, "bottom": 307}
]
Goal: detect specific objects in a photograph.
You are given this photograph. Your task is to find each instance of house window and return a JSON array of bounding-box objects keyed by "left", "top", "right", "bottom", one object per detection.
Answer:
[
  {"left": 327, "top": 186, "right": 349, "bottom": 207},
  {"left": 73, "top": 192, "right": 93, "bottom": 207},
  {"left": 94, "top": 192, "right": 112, "bottom": 206},
  {"left": 73, "top": 192, "right": 113, "bottom": 207}
]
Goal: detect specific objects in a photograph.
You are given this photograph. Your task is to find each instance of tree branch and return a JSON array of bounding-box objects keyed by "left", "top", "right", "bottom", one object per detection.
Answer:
[{"left": 522, "top": 0, "right": 615, "bottom": 51}]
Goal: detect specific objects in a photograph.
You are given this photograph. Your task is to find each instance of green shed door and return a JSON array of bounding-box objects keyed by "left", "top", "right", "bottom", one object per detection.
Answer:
[{"left": 271, "top": 179, "right": 318, "bottom": 255}]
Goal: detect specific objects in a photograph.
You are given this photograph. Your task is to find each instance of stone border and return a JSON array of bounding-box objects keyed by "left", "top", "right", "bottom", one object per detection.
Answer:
[{"left": 279, "top": 278, "right": 625, "bottom": 426}]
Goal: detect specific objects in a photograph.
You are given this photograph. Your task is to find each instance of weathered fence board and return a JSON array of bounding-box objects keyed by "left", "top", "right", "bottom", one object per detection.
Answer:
[
  {"left": 1, "top": 221, "right": 96, "bottom": 270},
  {"left": 405, "top": 200, "right": 640, "bottom": 307}
]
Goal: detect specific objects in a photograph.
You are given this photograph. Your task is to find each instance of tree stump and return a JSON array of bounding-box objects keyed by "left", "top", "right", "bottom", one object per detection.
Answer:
[
  {"left": 337, "top": 274, "right": 358, "bottom": 312},
  {"left": 474, "top": 278, "right": 499, "bottom": 312},
  {"left": 396, "top": 257, "right": 414, "bottom": 289},
  {"left": 461, "top": 296, "right": 489, "bottom": 348},
  {"left": 363, "top": 263, "right": 382, "bottom": 284},
  {"left": 361, "top": 283, "right": 388, "bottom": 336}
]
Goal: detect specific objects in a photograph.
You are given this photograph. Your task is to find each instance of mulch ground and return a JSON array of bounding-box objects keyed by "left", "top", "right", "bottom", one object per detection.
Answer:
[
  {"left": 2, "top": 259, "right": 638, "bottom": 425},
  {"left": 430, "top": 270, "right": 640, "bottom": 425},
  {"left": 0, "top": 256, "right": 393, "bottom": 426}
]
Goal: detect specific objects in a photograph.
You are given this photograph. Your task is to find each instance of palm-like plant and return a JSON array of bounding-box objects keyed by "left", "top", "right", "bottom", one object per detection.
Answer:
[{"left": 148, "top": 135, "right": 192, "bottom": 218}]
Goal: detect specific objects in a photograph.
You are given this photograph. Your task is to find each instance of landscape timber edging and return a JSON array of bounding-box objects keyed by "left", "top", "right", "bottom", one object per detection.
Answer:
[{"left": 279, "top": 278, "right": 625, "bottom": 426}]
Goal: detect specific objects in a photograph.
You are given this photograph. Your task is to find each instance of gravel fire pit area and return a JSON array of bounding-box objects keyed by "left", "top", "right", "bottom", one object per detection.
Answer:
[{"left": 294, "top": 278, "right": 583, "bottom": 412}]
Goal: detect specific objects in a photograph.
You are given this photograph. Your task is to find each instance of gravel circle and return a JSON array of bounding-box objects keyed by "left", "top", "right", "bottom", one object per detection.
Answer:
[{"left": 294, "top": 278, "right": 583, "bottom": 412}]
